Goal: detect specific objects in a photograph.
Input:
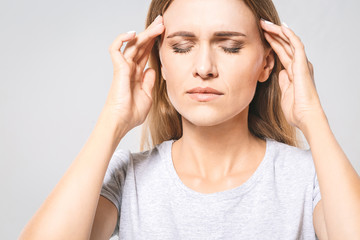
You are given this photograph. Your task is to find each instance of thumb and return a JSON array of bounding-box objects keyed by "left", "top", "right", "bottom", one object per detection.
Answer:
[{"left": 142, "top": 68, "right": 156, "bottom": 99}]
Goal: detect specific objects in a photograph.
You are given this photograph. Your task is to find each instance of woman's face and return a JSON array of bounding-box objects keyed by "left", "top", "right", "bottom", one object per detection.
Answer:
[{"left": 159, "top": 0, "right": 273, "bottom": 127}]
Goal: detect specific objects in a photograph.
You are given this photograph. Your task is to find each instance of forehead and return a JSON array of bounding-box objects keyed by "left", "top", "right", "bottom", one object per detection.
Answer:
[{"left": 163, "top": 0, "right": 257, "bottom": 36}]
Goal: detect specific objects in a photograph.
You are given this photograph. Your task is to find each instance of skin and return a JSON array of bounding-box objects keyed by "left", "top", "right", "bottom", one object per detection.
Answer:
[
  {"left": 261, "top": 19, "right": 360, "bottom": 239},
  {"left": 19, "top": 0, "right": 360, "bottom": 238},
  {"left": 159, "top": 0, "right": 275, "bottom": 185}
]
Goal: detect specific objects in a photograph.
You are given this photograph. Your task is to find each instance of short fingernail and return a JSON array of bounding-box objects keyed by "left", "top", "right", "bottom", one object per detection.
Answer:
[
  {"left": 282, "top": 22, "right": 289, "bottom": 28},
  {"left": 154, "top": 14, "right": 161, "bottom": 23},
  {"left": 127, "top": 30, "right": 136, "bottom": 35},
  {"left": 261, "top": 18, "right": 274, "bottom": 25},
  {"left": 154, "top": 16, "right": 163, "bottom": 28}
]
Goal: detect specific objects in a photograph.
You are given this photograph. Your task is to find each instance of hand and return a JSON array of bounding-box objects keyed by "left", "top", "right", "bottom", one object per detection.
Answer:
[
  {"left": 260, "top": 19, "right": 325, "bottom": 131},
  {"left": 104, "top": 15, "right": 164, "bottom": 132}
]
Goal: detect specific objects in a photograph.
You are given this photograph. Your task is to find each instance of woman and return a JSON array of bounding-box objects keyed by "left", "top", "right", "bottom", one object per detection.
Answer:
[{"left": 19, "top": 0, "right": 360, "bottom": 239}]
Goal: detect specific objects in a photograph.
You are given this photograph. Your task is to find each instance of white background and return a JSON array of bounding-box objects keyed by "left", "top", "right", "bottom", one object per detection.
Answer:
[{"left": 1, "top": 0, "right": 359, "bottom": 239}]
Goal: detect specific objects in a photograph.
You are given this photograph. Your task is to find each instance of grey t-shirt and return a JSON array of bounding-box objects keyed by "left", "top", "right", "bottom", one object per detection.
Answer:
[{"left": 100, "top": 138, "right": 322, "bottom": 239}]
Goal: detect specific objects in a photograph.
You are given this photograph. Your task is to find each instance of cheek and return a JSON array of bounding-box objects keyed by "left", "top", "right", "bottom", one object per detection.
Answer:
[
  {"left": 228, "top": 49, "right": 263, "bottom": 81},
  {"left": 160, "top": 48, "right": 184, "bottom": 80},
  {"left": 160, "top": 48, "right": 190, "bottom": 89},
  {"left": 159, "top": 52, "right": 184, "bottom": 105},
  {"left": 226, "top": 76, "right": 256, "bottom": 108},
  {"left": 224, "top": 54, "right": 264, "bottom": 106}
]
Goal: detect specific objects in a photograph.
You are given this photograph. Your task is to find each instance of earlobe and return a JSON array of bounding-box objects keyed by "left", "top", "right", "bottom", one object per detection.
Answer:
[{"left": 258, "top": 49, "right": 275, "bottom": 82}]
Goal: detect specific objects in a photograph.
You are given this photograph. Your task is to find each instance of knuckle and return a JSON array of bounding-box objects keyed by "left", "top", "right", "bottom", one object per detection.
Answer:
[
  {"left": 123, "top": 48, "right": 135, "bottom": 60},
  {"left": 108, "top": 45, "right": 118, "bottom": 54},
  {"left": 143, "top": 33, "right": 152, "bottom": 42},
  {"left": 278, "top": 29, "right": 285, "bottom": 37},
  {"left": 298, "top": 39, "right": 305, "bottom": 48},
  {"left": 124, "top": 55, "right": 133, "bottom": 63},
  {"left": 136, "top": 64, "right": 142, "bottom": 73},
  {"left": 299, "top": 42, "right": 305, "bottom": 50},
  {"left": 135, "top": 32, "right": 150, "bottom": 47}
]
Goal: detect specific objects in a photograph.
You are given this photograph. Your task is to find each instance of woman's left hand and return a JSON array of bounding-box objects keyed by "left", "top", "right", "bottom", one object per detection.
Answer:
[{"left": 260, "top": 19, "right": 325, "bottom": 131}]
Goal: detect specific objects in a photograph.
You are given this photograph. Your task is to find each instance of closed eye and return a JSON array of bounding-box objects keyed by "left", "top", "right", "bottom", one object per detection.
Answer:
[
  {"left": 172, "top": 46, "right": 243, "bottom": 54},
  {"left": 222, "top": 47, "right": 242, "bottom": 54},
  {"left": 172, "top": 46, "right": 193, "bottom": 54}
]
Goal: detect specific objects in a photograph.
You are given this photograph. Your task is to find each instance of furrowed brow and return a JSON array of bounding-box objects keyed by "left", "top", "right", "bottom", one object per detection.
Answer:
[
  {"left": 214, "top": 31, "right": 247, "bottom": 37},
  {"left": 167, "top": 31, "right": 195, "bottom": 38},
  {"left": 167, "top": 31, "right": 246, "bottom": 39}
]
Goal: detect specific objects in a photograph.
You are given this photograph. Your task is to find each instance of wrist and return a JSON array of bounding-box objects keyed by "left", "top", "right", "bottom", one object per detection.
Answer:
[
  {"left": 299, "top": 109, "right": 329, "bottom": 141},
  {"left": 96, "top": 107, "right": 130, "bottom": 143}
]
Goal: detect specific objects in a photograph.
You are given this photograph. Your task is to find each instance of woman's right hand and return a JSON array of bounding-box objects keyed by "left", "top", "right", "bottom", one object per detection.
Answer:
[{"left": 104, "top": 15, "right": 164, "bottom": 133}]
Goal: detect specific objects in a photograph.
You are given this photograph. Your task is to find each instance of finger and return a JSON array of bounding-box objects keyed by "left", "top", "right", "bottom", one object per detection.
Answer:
[
  {"left": 141, "top": 68, "right": 156, "bottom": 99},
  {"left": 133, "top": 33, "right": 158, "bottom": 63},
  {"left": 264, "top": 31, "right": 293, "bottom": 59},
  {"left": 264, "top": 32, "right": 294, "bottom": 80},
  {"left": 280, "top": 24, "right": 309, "bottom": 74},
  {"left": 278, "top": 69, "right": 291, "bottom": 98},
  {"left": 260, "top": 19, "right": 290, "bottom": 45},
  {"left": 123, "top": 15, "right": 164, "bottom": 62},
  {"left": 108, "top": 32, "right": 137, "bottom": 72},
  {"left": 260, "top": 19, "right": 295, "bottom": 54},
  {"left": 308, "top": 61, "right": 314, "bottom": 78},
  {"left": 128, "top": 23, "right": 164, "bottom": 63},
  {"left": 138, "top": 38, "right": 156, "bottom": 71},
  {"left": 128, "top": 37, "right": 156, "bottom": 84},
  {"left": 280, "top": 24, "right": 316, "bottom": 95}
]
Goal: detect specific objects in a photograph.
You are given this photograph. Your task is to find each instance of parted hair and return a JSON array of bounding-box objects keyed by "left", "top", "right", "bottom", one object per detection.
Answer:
[{"left": 140, "top": 0, "right": 300, "bottom": 151}]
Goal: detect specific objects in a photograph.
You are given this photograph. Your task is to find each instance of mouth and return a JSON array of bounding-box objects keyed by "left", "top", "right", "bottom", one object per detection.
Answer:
[
  {"left": 186, "top": 87, "right": 223, "bottom": 95},
  {"left": 187, "top": 93, "right": 222, "bottom": 102},
  {"left": 186, "top": 87, "right": 224, "bottom": 102}
]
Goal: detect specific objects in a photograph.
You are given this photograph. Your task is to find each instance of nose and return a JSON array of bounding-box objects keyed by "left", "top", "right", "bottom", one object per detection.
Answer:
[{"left": 192, "top": 43, "right": 218, "bottom": 80}]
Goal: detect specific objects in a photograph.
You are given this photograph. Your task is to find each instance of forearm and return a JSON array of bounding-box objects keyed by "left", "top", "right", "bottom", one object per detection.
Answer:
[
  {"left": 19, "top": 108, "right": 127, "bottom": 240},
  {"left": 302, "top": 112, "right": 360, "bottom": 239}
]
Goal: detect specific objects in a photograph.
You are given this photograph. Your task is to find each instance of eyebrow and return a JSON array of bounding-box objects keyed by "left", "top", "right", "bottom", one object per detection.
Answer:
[{"left": 166, "top": 31, "right": 247, "bottom": 38}]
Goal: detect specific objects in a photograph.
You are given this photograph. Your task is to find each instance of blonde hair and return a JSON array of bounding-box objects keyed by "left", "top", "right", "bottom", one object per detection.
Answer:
[{"left": 140, "top": 0, "right": 300, "bottom": 151}]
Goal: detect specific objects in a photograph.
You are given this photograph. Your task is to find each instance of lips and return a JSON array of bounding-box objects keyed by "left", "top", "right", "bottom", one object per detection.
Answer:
[
  {"left": 186, "top": 87, "right": 224, "bottom": 95},
  {"left": 186, "top": 87, "right": 224, "bottom": 102}
]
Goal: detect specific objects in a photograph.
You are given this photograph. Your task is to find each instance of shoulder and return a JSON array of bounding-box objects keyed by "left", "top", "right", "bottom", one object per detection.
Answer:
[
  {"left": 267, "top": 138, "right": 315, "bottom": 174},
  {"left": 269, "top": 138, "right": 312, "bottom": 162},
  {"left": 104, "top": 149, "right": 132, "bottom": 175},
  {"left": 109, "top": 140, "right": 171, "bottom": 169}
]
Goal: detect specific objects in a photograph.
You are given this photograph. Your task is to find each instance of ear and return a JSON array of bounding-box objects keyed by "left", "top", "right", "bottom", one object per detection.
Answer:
[{"left": 258, "top": 48, "right": 275, "bottom": 83}]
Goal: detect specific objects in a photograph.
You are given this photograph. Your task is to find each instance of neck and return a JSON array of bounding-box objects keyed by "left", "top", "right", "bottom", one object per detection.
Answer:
[{"left": 173, "top": 108, "right": 265, "bottom": 180}]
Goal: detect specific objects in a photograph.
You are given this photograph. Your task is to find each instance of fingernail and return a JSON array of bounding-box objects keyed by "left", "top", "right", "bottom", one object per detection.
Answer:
[
  {"left": 282, "top": 22, "right": 289, "bottom": 28},
  {"left": 154, "top": 14, "right": 161, "bottom": 22},
  {"left": 127, "top": 30, "right": 136, "bottom": 35},
  {"left": 153, "top": 15, "right": 163, "bottom": 27},
  {"left": 261, "top": 18, "right": 274, "bottom": 25}
]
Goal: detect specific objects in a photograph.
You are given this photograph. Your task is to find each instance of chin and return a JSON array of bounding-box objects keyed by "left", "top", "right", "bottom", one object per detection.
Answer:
[
  {"left": 181, "top": 110, "right": 238, "bottom": 127},
  {"left": 170, "top": 99, "right": 250, "bottom": 127}
]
